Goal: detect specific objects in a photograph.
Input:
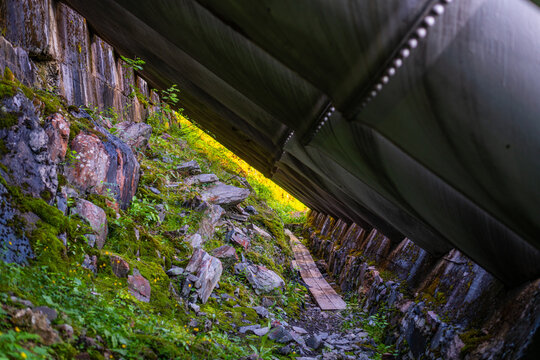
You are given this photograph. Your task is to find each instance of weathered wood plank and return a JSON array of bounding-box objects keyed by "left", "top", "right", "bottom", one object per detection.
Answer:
[{"left": 287, "top": 230, "right": 347, "bottom": 310}]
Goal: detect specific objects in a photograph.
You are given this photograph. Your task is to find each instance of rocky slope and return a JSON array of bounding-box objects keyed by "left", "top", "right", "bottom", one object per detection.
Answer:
[{"left": 0, "top": 72, "right": 313, "bottom": 359}]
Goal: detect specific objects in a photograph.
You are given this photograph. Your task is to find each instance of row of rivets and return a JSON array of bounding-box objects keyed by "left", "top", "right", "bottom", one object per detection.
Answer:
[
  {"left": 283, "top": 130, "right": 295, "bottom": 147},
  {"left": 359, "top": 0, "right": 452, "bottom": 109},
  {"left": 313, "top": 105, "right": 336, "bottom": 136}
]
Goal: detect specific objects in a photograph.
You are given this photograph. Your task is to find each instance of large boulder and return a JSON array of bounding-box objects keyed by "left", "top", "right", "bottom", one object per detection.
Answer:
[
  {"left": 197, "top": 204, "right": 224, "bottom": 242},
  {"left": 244, "top": 264, "right": 285, "bottom": 293},
  {"left": 185, "top": 248, "right": 223, "bottom": 303},
  {"left": 114, "top": 121, "right": 152, "bottom": 150},
  {"left": 71, "top": 199, "right": 108, "bottom": 249},
  {"left": 65, "top": 124, "right": 139, "bottom": 209},
  {"left": 200, "top": 183, "right": 250, "bottom": 207},
  {"left": 0, "top": 94, "right": 69, "bottom": 201}
]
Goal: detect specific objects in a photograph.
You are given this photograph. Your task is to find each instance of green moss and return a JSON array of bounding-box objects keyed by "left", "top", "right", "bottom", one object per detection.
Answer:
[
  {"left": 0, "top": 110, "right": 18, "bottom": 129},
  {"left": 40, "top": 189, "right": 53, "bottom": 202},
  {"left": 0, "top": 138, "right": 9, "bottom": 156},
  {"left": 420, "top": 278, "right": 447, "bottom": 308},
  {"left": 3, "top": 67, "right": 15, "bottom": 82},
  {"left": 34, "top": 88, "right": 63, "bottom": 116},
  {"left": 86, "top": 193, "right": 117, "bottom": 220},
  {"left": 50, "top": 340, "right": 78, "bottom": 359},
  {"left": 459, "top": 329, "right": 490, "bottom": 354},
  {"left": 0, "top": 82, "right": 16, "bottom": 99},
  {"left": 57, "top": 172, "right": 67, "bottom": 187}
]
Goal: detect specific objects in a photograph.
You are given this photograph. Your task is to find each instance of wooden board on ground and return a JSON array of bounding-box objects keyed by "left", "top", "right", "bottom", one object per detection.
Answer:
[{"left": 286, "top": 230, "right": 347, "bottom": 311}]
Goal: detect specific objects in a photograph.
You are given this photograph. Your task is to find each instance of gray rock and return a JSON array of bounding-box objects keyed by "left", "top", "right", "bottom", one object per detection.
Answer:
[
  {"left": 85, "top": 234, "right": 97, "bottom": 248},
  {"left": 292, "top": 326, "right": 308, "bottom": 335},
  {"left": 189, "top": 302, "right": 200, "bottom": 313},
  {"left": 244, "top": 264, "right": 285, "bottom": 293},
  {"left": 186, "top": 233, "right": 203, "bottom": 248},
  {"left": 253, "top": 327, "right": 270, "bottom": 336},
  {"left": 319, "top": 332, "right": 329, "bottom": 340},
  {"left": 277, "top": 344, "right": 294, "bottom": 355},
  {"left": 10, "top": 296, "right": 34, "bottom": 308},
  {"left": 177, "top": 160, "right": 201, "bottom": 175},
  {"left": 57, "top": 323, "right": 74, "bottom": 339},
  {"left": 185, "top": 249, "right": 223, "bottom": 303},
  {"left": 166, "top": 266, "right": 184, "bottom": 277},
  {"left": 252, "top": 306, "right": 269, "bottom": 318},
  {"left": 306, "top": 334, "right": 322, "bottom": 350},
  {"left": 268, "top": 325, "right": 294, "bottom": 343},
  {"left": 244, "top": 205, "right": 258, "bottom": 214},
  {"left": 184, "top": 173, "right": 219, "bottom": 186},
  {"left": 261, "top": 297, "right": 275, "bottom": 308},
  {"left": 200, "top": 183, "right": 250, "bottom": 207},
  {"left": 0, "top": 95, "right": 68, "bottom": 201},
  {"left": 197, "top": 204, "right": 224, "bottom": 242},
  {"left": 354, "top": 355, "right": 371, "bottom": 360},
  {"left": 149, "top": 186, "right": 161, "bottom": 195},
  {"left": 82, "top": 255, "right": 97, "bottom": 273},
  {"left": 155, "top": 204, "right": 166, "bottom": 223},
  {"left": 248, "top": 223, "right": 272, "bottom": 240},
  {"left": 239, "top": 324, "right": 260, "bottom": 334},
  {"left": 33, "top": 306, "right": 57, "bottom": 322},
  {"left": 115, "top": 121, "right": 152, "bottom": 150},
  {"left": 234, "top": 262, "right": 248, "bottom": 274},
  {"left": 72, "top": 199, "right": 108, "bottom": 249}
]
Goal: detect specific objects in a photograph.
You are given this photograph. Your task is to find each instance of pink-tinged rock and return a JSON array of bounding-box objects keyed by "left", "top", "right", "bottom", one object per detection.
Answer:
[
  {"left": 72, "top": 199, "right": 108, "bottom": 249},
  {"left": 65, "top": 124, "right": 140, "bottom": 209},
  {"left": 44, "top": 113, "right": 70, "bottom": 163},
  {"left": 245, "top": 264, "right": 285, "bottom": 293},
  {"left": 231, "top": 230, "right": 251, "bottom": 250},
  {"left": 200, "top": 183, "right": 250, "bottom": 206},
  {"left": 115, "top": 121, "right": 152, "bottom": 150},
  {"left": 109, "top": 255, "right": 130, "bottom": 278},
  {"left": 197, "top": 204, "right": 224, "bottom": 242},
  {"left": 128, "top": 273, "right": 151, "bottom": 302},
  {"left": 66, "top": 133, "right": 109, "bottom": 194},
  {"left": 212, "top": 245, "right": 238, "bottom": 261},
  {"left": 248, "top": 223, "right": 272, "bottom": 240},
  {"left": 185, "top": 249, "right": 223, "bottom": 303}
]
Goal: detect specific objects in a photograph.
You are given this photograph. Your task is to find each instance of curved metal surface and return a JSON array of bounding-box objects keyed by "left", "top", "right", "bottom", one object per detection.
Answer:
[{"left": 62, "top": 0, "right": 540, "bottom": 286}]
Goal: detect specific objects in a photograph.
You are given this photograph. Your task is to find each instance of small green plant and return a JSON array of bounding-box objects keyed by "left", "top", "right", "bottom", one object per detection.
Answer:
[
  {"left": 128, "top": 196, "right": 164, "bottom": 225},
  {"left": 248, "top": 329, "right": 278, "bottom": 360},
  {"left": 120, "top": 55, "right": 145, "bottom": 72},
  {"left": 0, "top": 329, "right": 51, "bottom": 359}
]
